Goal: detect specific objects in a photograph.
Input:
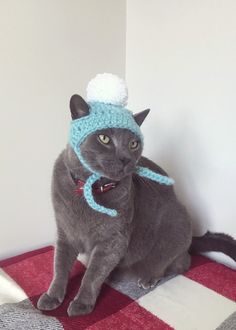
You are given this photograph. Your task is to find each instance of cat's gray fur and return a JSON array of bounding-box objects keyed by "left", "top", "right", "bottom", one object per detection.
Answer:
[{"left": 37, "top": 95, "right": 235, "bottom": 316}]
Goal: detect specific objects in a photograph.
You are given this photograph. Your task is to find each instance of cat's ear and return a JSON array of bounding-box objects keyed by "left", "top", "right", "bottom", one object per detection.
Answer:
[
  {"left": 133, "top": 109, "right": 150, "bottom": 126},
  {"left": 70, "top": 94, "right": 90, "bottom": 120}
]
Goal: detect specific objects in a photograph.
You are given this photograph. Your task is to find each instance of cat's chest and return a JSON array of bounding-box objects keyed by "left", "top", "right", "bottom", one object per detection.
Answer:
[
  {"left": 54, "top": 174, "right": 133, "bottom": 252},
  {"left": 61, "top": 216, "right": 96, "bottom": 254},
  {"left": 60, "top": 194, "right": 122, "bottom": 252},
  {"left": 62, "top": 196, "right": 94, "bottom": 247}
]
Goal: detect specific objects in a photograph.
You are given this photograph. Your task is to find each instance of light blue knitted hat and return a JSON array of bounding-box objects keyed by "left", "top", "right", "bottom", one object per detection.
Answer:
[{"left": 69, "top": 73, "right": 174, "bottom": 217}]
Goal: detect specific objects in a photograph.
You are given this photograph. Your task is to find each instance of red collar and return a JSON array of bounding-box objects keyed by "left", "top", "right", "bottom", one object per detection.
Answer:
[{"left": 74, "top": 179, "right": 117, "bottom": 196}]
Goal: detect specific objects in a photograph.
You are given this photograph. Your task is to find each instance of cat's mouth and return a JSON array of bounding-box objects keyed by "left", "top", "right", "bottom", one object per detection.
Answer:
[
  {"left": 99, "top": 164, "right": 135, "bottom": 181},
  {"left": 85, "top": 156, "right": 137, "bottom": 181}
]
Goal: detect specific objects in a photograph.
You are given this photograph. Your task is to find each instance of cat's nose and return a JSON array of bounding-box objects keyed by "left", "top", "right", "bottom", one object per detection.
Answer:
[{"left": 119, "top": 156, "right": 131, "bottom": 166}]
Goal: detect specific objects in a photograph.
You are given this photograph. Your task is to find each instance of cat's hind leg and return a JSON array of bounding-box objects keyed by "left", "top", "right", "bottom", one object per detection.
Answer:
[
  {"left": 133, "top": 252, "right": 167, "bottom": 290},
  {"left": 138, "top": 277, "right": 160, "bottom": 289},
  {"left": 164, "top": 252, "right": 191, "bottom": 277},
  {"left": 137, "top": 252, "right": 191, "bottom": 289},
  {"left": 136, "top": 264, "right": 165, "bottom": 290}
]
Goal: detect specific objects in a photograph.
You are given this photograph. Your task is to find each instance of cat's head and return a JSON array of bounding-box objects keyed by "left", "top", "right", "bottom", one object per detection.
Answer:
[{"left": 69, "top": 94, "right": 149, "bottom": 181}]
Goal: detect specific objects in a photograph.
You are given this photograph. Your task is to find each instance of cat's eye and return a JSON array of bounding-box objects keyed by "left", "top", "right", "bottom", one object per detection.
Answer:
[
  {"left": 129, "top": 140, "right": 139, "bottom": 149},
  {"left": 98, "top": 134, "right": 110, "bottom": 144}
]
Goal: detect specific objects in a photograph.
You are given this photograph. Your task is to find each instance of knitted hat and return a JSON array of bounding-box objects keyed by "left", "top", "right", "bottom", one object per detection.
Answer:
[{"left": 69, "top": 73, "right": 174, "bottom": 217}]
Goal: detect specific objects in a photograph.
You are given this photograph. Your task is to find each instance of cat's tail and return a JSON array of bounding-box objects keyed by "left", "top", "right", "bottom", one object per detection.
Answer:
[{"left": 190, "top": 231, "right": 236, "bottom": 262}]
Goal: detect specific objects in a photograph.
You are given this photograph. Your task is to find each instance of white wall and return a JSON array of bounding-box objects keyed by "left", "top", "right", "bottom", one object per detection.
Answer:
[
  {"left": 0, "top": 0, "right": 126, "bottom": 259},
  {"left": 126, "top": 0, "right": 236, "bottom": 267}
]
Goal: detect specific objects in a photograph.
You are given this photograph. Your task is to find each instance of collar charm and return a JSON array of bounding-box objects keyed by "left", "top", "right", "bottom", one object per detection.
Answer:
[{"left": 75, "top": 179, "right": 116, "bottom": 196}]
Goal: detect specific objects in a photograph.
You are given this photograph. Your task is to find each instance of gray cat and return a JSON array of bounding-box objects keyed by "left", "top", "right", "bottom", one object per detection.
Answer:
[{"left": 37, "top": 94, "right": 236, "bottom": 316}]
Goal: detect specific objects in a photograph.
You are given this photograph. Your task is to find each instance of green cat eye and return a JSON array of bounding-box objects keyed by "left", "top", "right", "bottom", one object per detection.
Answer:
[
  {"left": 130, "top": 140, "right": 139, "bottom": 149},
  {"left": 98, "top": 134, "right": 110, "bottom": 144}
]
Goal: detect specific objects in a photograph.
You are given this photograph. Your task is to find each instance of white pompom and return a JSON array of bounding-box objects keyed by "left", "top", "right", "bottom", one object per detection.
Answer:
[{"left": 86, "top": 73, "right": 128, "bottom": 106}]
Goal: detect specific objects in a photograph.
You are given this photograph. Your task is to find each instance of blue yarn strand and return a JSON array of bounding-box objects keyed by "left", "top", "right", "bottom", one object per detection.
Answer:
[
  {"left": 83, "top": 173, "right": 118, "bottom": 217},
  {"left": 135, "top": 166, "right": 175, "bottom": 185},
  {"left": 82, "top": 167, "right": 174, "bottom": 218}
]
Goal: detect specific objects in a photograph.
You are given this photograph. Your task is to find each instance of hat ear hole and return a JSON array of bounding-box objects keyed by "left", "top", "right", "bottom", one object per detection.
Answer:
[
  {"left": 70, "top": 94, "right": 90, "bottom": 120},
  {"left": 133, "top": 109, "right": 150, "bottom": 126}
]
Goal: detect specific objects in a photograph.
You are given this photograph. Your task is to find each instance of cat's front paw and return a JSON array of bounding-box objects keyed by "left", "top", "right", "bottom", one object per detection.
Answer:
[
  {"left": 137, "top": 278, "right": 160, "bottom": 290},
  {"left": 67, "top": 298, "right": 95, "bottom": 316},
  {"left": 37, "top": 293, "right": 63, "bottom": 311}
]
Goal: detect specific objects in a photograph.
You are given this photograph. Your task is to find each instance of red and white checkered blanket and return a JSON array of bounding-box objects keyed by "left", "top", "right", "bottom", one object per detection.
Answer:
[{"left": 0, "top": 246, "right": 235, "bottom": 329}]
